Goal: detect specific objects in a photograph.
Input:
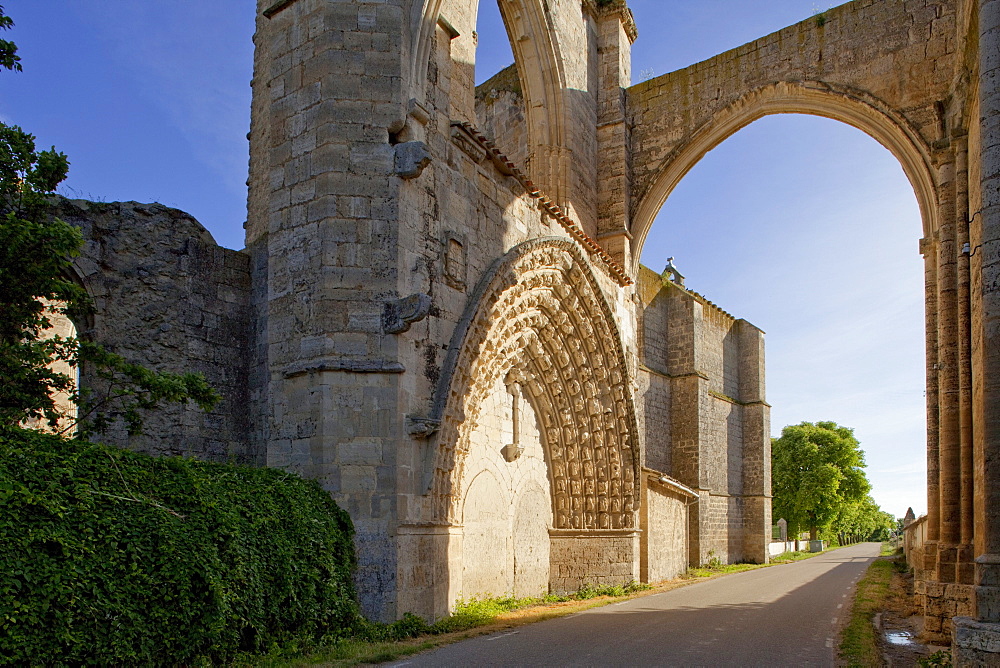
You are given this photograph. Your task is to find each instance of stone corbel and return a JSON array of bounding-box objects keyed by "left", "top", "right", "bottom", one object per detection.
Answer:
[
  {"left": 407, "top": 98, "right": 430, "bottom": 126},
  {"left": 383, "top": 293, "right": 432, "bottom": 334},
  {"left": 406, "top": 415, "right": 441, "bottom": 438},
  {"left": 919, "top": 236, "right": 936, "bottom": 257},
  {"left": 501, "top": 443, "right": 524, "bottom": 463},
  {"left": 394, "top": 141, "right": 432, "bottom": 179}
]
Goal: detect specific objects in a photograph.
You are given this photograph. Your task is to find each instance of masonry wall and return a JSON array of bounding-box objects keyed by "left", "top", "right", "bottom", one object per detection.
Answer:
[
  {"left": 641, "top": 476, "right": 690, "bottom": 583},
  {"left": 475, "top": 65, "right": 529, "bottom": 167},
  {"left": 55, "top": 198, "right": 254, "bottom": 464},
  {"left": 244, "top": 0, "right": 645, "bottom": 621},
  {"left": 636, "top": 265, "right": 769, "bottom": 566},
  {"left": 548, "top": 532, "right": 640, "bottom": 593},
  {"left": 636, "top": 266, "right": 673, "bottom": 476}
]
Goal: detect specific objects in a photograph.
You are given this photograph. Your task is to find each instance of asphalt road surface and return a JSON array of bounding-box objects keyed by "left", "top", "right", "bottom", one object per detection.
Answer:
[{"left": 389, "top": 541, "right": 882, "bottom": 667}]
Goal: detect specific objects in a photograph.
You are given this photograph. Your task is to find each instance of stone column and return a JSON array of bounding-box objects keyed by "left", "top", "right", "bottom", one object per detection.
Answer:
[
  {"left": 917, "top": 234, "right": 941, "bottom": 628},
  {"left": 937, "top": 153, "right": 960, "bottom": 589},
  {"left": 973, "top": 0, "right": 1000, "bottom": 618},
  {"left": 593, "top": 1, "right": 637, "bottom": 270},
  {"left": 956, "top": 136, "right": 977, "bottom": 587},
  {"left": 955, "top": 0, "right": 1000, "bottom": 662},
  {"left": 665, "top": 289, "right": 709, "bottom": 565},
  {"left": 922, "top": 234, "right": 941, "bottom": 578}
]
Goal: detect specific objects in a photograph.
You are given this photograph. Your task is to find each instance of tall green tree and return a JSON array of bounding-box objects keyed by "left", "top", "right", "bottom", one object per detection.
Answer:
[
  {"left": 0, "top": 6, "right": 218, "bottom": 434},
  {"left": 771, "top": 421, "right": 871, "bottom": 540}
]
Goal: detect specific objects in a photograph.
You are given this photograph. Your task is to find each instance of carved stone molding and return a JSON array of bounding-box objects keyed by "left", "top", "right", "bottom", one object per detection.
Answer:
[
  {"left": 428, "top": 238, "right": 641, "bottom": 531},
  {"left": 450, "top": 122, "right": 488, "bottom": 163},
  {"left": 282, "top": 358, "right": 405, "bottom": 378}
]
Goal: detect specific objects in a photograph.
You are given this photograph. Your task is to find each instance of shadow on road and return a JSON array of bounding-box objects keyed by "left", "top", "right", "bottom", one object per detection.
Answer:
[{"left": 393, "top": 544, "right": 880, "bottom": 667}]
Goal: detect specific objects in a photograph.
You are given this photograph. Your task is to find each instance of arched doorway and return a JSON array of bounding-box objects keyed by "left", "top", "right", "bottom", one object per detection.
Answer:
[
  {"left": 429, "top": 239, "right": 642, "bottom": 603},
  {"left": 21, "top": 299, "right": 80, "bottom": 435}
]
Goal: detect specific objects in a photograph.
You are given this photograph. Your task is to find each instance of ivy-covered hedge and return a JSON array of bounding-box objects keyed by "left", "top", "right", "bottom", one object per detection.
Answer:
[{"left": 0, "top": 428, "right": 358, "bottom": 665}]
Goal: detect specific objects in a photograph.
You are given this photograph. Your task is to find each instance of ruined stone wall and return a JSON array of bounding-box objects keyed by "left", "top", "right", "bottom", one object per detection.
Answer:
[
  {"left": 475, "top": 65, "right": 528, "bottom": 167},
  {"left": 245, "top": 0, "right": 643, "bottom": 621},
  {"left": 22, "top": 300, "right": 80, "bottom": 435},
  {"left": 623, "top": 0, "right": 953, "bottom": 574},
  {"left": 55, "top": 198, "right": 253, "bottom": 463},
  {"left": 38, "top": 0, "right": 1000, "bottom": 643}
]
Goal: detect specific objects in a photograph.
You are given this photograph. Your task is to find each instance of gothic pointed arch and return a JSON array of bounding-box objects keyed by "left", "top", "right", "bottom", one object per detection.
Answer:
[
  {"left": 429, "top": 238, "right": 640, "bottom": 531},
  {"left": 630, "top": 81, "right": 940, "bottom": 270},
  {"left": 410, "top": 0, "right": 568, "bottom": 197}
]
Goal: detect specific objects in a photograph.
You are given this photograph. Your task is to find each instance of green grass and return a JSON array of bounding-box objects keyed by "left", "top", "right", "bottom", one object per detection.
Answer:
[
  {"left": 685, "top": 563, "right": 762, "bottom": 578},
  {"left": 683, "top": 547, "right": 835, "bottom": 579},
  {"left": 250, "top": 584, "right": 653, "bottom": 667},
  {"left": 839, "top": 554, "right": 896, "bottom": 667},
  {"left": 772, "top": 549, "right": 823, "bottom": 563},
  {"left": 881, "top": 542, "right": 900, "bottom": 556}
]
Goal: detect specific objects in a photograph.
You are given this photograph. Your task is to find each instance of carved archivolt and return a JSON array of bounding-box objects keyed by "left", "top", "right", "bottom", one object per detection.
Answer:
[{"left": 431, "top": 239, "right": 640, "bottom": 530}]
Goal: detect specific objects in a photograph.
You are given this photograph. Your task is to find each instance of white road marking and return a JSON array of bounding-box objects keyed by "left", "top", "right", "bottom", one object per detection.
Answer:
[
  {"left": 832, "top": 617, "right": 838, "bottom": 624},
  {"left": 838, "top": 603, "right": 843, "bottom": 609},
  {"left": 826, "top": 638, "right": 834, "bottom": 648},
  {"left": 487, "top": 632, "right": 520, "bottom": 641}
]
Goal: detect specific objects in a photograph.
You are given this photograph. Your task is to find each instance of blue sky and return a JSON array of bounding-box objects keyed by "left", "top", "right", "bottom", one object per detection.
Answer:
[{"left": 1, "top": 1, "right": 926, "bottom": 518}]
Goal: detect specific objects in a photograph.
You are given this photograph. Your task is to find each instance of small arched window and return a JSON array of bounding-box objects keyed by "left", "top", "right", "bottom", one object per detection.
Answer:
[{"left": 21, "top": 299, "right": 80, "bottom": 435}]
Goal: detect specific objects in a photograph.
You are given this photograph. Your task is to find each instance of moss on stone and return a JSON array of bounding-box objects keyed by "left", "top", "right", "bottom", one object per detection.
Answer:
[{"left": 475, "top": 63, "right": 522, "bottom": 105}]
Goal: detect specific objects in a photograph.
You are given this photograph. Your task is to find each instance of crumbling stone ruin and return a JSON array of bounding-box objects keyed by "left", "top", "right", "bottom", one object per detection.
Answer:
[{"left": 54, "top": 0, "right": 1000, "bottom": 661}]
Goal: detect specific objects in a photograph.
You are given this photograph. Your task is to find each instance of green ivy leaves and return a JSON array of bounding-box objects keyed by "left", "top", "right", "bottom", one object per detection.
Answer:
[{"left": 0, "top": 429, "right": 358, "bottom": 665}]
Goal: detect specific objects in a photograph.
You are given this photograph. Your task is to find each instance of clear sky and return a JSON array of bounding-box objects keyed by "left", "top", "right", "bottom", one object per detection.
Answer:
[{"left": 0, "top": 1, "right": 926, "bottom": 518}]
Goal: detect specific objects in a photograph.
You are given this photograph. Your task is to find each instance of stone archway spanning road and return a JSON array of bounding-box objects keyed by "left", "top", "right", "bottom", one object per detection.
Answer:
[
  {"left": 623, "top": 0, "right": 953, "bottom": 265},
  {"left": 618, "top": 0, "right": 995, "bottom": 646}
]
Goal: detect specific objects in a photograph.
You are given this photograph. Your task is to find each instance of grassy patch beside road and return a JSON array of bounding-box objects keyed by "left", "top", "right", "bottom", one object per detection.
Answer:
[{"left": 839, "top": 546, "right": 899, "bottom": 667}]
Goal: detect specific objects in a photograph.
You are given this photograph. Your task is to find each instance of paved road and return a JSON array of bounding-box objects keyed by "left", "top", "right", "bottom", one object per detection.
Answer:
[{"left": 389, "top": 542, "right": 881, "bottom": 667}]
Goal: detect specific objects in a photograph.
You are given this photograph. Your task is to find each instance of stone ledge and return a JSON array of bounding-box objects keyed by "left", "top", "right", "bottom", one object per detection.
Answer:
[
  {"left": 549, "top": 528, "right": 640, "bottom": 538},
  {"left": 954, "top": 617, "right": 1000, "bottom": 653},
  {"left": 282, "top": 358, "right": 405, "bottom": 378}
]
